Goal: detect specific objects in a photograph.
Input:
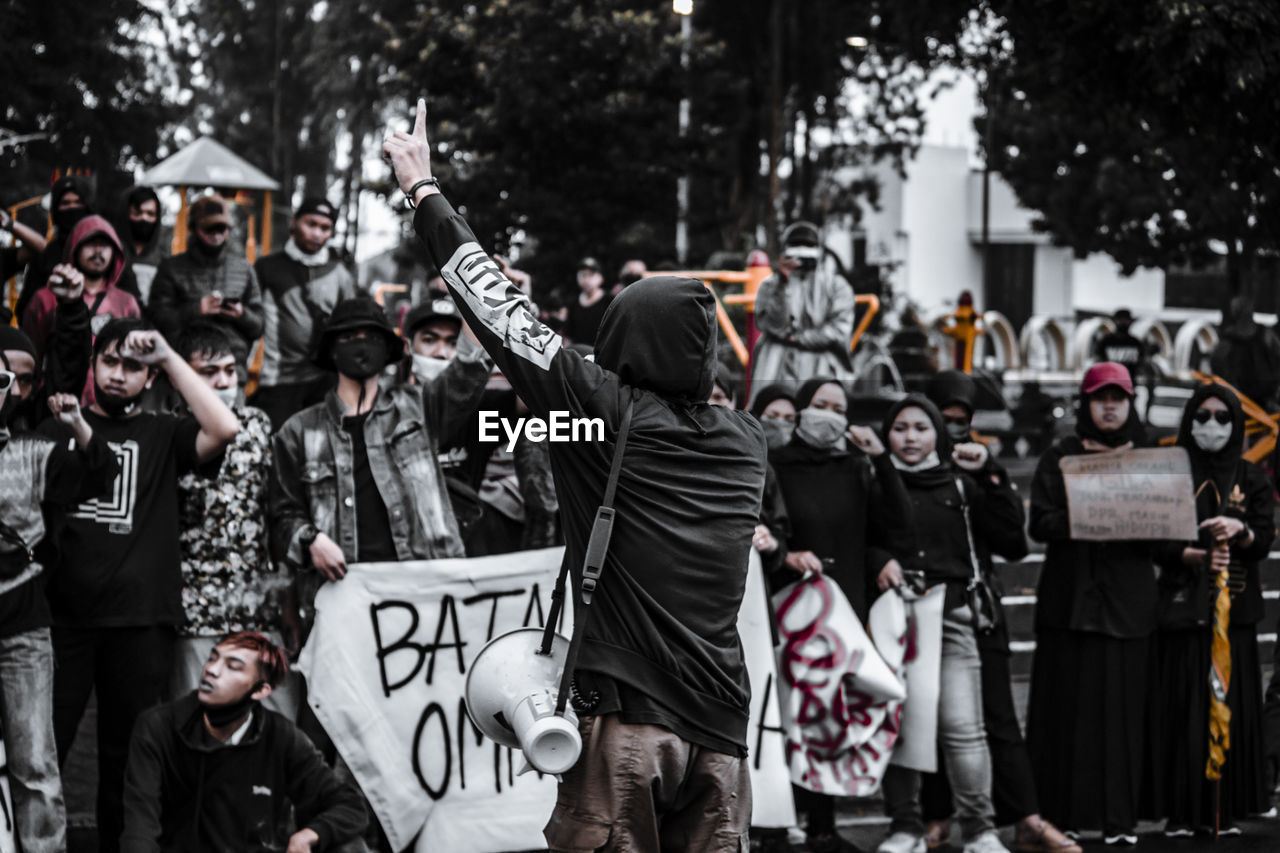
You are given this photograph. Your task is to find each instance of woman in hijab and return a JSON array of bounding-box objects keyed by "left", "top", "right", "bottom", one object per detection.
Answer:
[
  {"left": 768, "top": 377, "right": 911, "bottom": 853},
  {"left": 750, "top": 383, "right": 797, "bottom": 453},
  {"left": 873, "top": 395, "right": 1026, "bottom": 853},
  {"left": 747, "top": 384, "right": 796, "bottom": 572},
  {"left": 1025, "top": 363, "right": 1160, "bottom": 846},
  {"left": 1153, "top": 383, "right": 1274, "bottom": 836}
]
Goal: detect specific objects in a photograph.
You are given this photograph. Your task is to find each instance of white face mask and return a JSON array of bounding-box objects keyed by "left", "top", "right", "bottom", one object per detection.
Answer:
[
  {"left": 411, "top": 352, "right": 452, "bottom": 384},
  {"left": 212, "top": 385, "right": 239, "bottom": 410},
  {"left": 1190, "top": 418, "right": 1232, "bottom": 453},
  {"left": 794, "top": 407, "right": 847, "bottom": 449}
]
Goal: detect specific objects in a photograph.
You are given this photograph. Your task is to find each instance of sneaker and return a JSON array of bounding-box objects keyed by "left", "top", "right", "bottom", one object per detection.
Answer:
[
  {"left": 963, "top": 830, "right": 1010, "bottom": 853},
  {"left": 1103, "top": 833, "right": 1138, "bottom": 846},
  {"left": 1218, "top": 825, "right": 1242, "bottom": 837},
  {"left": 877, "top": 832, "right": 927, "bottom": 853},
  {"left": 1163, "top": 825, "right": 1194, "bottom": 838}
]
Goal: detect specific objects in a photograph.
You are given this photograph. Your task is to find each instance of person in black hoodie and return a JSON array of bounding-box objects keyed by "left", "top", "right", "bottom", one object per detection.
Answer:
[
  {"left": 1151, "top": 383, "right": 1274, "bottom": 835},
  {"left": 121, "top": 631, "right": 366, "bottom": 852},
  {"left": 1025, "top": 362, "right": 1163, "bottom": 846},
  {"left": 873, "top": 395, "right": 1023, "bottom": 853},
  {"left": 919, "top": 372, "right": 1079, "bottom": 853},
  {"left": 386, "top": 98, "right": 767, "bottom": 851},
  {"left": 768, "top": 377, "right": 909, "bottom": 852},
  {"left": 16, "top": 175, "right": 95, "bottom": 322}
]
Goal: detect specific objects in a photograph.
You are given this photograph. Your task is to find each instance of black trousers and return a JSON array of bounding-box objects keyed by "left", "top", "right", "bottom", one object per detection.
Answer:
[
  {"left": 53, "top": 624, "right": 175, "bottom": 853},
  {"left": 921, "top": 644, "right": 1039, "bottom": 826}
]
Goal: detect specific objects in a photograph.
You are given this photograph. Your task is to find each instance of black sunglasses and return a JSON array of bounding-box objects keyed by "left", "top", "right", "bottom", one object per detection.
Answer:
[{"left": 1192, "top": 409, "right": 1231, "bottom": 425}]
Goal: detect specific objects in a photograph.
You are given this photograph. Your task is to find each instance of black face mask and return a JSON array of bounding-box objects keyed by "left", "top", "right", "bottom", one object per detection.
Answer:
[
  {"left": 2, "top": 394, "right": 36, "bottom": 429},
  {"left": 94, "top": 382, "right": 144, "bottom": 418},
  {"left": 129, "top": 218, "right": 158, "bottom": 243},
  {"left": 332, "top": 337, "right": 389, "bottom": 380},
  {"left": 945, "top": 422, "right": 972, "bottom": 445},
  {"left": 203, "top": 681, "right": 264, "bottom": 728},
  {"left": 53, "top": 206, "right": 90, "bottom": 234},
  {"left": 192, "top": 237, "right": 226, "bottom": 259}
]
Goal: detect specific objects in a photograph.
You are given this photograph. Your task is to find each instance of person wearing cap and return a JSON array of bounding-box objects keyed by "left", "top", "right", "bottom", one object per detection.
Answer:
[
  {"left": 151, "top": 194, "right": 265, "bottom": 379},
  {"left": 749, "top": 220, "right": 855, "bottom": 407},
  {"left": 1, "top": 330, "right": 120, "bottom": 853},
  {"left": 268, "top": 295, "right": 491, "bottom": 649},
  {"left": 1025, "top": 362, "right": 1169, "bottom": 846},
  {"left": 561, "top": 256, "right": 612, "bottom": 346},
  {"left": 251, "top": 197, "right": 357, "bottom": 429},
  {"left": 403, "top": 290, "right": 463, "bottom": 385},
  {"left": 919, "top": 370, "right": 1080, "bottom": 853}
]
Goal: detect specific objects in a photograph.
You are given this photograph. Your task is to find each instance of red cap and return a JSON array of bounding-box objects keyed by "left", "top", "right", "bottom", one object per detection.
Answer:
[
  {"left": 747, "top": 249, "right": 771, "bottom": 268},
  {"left": 1081, "top": 362, "right": 1134, "bottom": 396}
]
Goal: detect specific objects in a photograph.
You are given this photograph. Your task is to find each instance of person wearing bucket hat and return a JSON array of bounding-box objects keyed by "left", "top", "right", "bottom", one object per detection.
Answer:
[
  {"left": 151, "top": 194, "right": 265, "bottom": 379},
  {"left": 1025, "top": 362, "right": 1171, "bottom": 845},
  {"left": 251, "top": 197, "right": 357, "bottom": 429},
  {"left": 748, "top": 219, "right": 856, "bottom": 407},
  {"left": 268, "top": 293, "right": 492, "bottom": 649}
]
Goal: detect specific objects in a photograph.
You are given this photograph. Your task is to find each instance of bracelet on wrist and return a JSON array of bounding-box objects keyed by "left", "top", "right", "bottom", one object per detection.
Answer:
[{"left": 404, "top": 178, "right": 440, "bottom": 210}]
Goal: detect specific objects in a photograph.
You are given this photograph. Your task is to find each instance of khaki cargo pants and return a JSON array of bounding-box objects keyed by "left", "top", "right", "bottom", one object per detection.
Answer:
[{"left": 544, "top": 714, "right": 751, "bottom": 852}]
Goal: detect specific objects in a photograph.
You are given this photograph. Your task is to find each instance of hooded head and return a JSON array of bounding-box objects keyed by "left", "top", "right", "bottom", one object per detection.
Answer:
[
  {"left": 1076, "top": 362, "right": 1143, "bottom": 447},
  {"left": 63, "top": 215, "right": 127, "bottom": 291},
  {"left": 117, "top": 185, "right": 163, "bottom": 255},
  {"left": 883, "top": 394, "right": 953, "bottom": 468},
  {"left": 1176, "top": 384, "right": 1244, "bottom": 513},
  {"left": 50, "top": 175, "right": 94, "bottom": 235},
  {"left": 593, "top": 276, "right": 716, "bottom": 401}
]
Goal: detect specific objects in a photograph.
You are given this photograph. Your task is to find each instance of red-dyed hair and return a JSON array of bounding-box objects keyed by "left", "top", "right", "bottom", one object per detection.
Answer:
[{"left": 216, "top": 631, "right": 289, "bottom": 688}]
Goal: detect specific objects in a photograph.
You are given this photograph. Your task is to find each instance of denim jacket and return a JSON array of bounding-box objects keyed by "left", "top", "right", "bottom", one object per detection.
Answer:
[{"left": 269, "top": 336, "right": 492, "bottom": 581}]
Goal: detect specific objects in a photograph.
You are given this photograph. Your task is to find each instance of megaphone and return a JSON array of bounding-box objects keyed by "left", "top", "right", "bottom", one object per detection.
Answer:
[{"left": 464, "top": 627, "right": 581, "bottom": 776}]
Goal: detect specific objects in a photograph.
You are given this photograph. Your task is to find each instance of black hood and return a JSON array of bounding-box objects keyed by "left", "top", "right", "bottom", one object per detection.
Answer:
[
  {"left": 114, "top": 185, "right": 164, "bottom": 258},
  {"left": 1176, "top": 383, "right": 1245, "bottom": 514},
  {"left": 1075, "top": 391, "right": 1146, "bottom": 448},
  {"left": 883, "top": 394, "right": 953, "bottom": 488},
  {"left": 749, "top": 383, "right": 795, "bottom": 418},
  {"left": 593, "top": 276, "right": 716, "bottom": 401},
  {"left": 926, "top": 370, "right": 977, "bottom": 414}
]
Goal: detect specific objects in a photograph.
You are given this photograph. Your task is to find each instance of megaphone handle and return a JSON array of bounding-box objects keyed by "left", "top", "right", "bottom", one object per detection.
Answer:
[{"left": 553, "top": 393, "right": 635, "bottom": 715}]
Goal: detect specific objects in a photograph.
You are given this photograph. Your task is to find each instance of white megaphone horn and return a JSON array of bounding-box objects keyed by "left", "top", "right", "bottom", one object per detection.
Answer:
[{"left": 464, "top": 627, "right": 581, "bottom": 776}]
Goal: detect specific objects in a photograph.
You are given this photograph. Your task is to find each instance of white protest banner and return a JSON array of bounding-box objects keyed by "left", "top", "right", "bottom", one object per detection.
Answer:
[
  {"left": 299, "top": 548, "right": 570, "bottom": 853},
  {"left": 772, "top": 577, "right": 906, "bottom": 795},
  {"left": 0, "top": 736, "right": 15, "bottom": 853},
  {"left": 300, "top": 546, "right": 792, "bottom": 850},
  {"left": 870, "top": 586, "right": 946, "bottom": 773},
  {"left": 1060, "top": 447, "right": 1197, "bottom": 541},
  {"left": 738, "top": 549, "right": 797, "bottom": 828}
]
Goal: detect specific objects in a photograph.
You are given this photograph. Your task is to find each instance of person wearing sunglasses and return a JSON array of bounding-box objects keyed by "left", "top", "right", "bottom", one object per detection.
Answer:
[
  {"left": 1150, "top": 383, "right": 1274, "bottom": 837},
  {"left": 1, "top": 348, "right": 119, "bottom": 853},
  {"left": 150, "top": 194, "right": 264, "bottom": 381}
]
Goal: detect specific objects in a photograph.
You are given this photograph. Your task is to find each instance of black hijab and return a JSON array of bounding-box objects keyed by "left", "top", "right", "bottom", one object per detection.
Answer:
[
  {"left": 774, "top": 377, "right": 850, "bottom": 461},
  {"left": 749, "top": 383, "right": 795, "bottom": 419},
  {"left": 882, "top": 394, "right": 954, "bottom": 488},
  {"left": 1175, "top": 383, "right": 1245, "bottom": 517}
]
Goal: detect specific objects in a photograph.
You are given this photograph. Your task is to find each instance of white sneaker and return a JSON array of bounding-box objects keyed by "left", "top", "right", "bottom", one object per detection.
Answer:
[
  {"left": 877, "top": 831, "right": 927, "bottom": 853},
  {"left": 1103, "top": 832, "right": 1138, "bottom": 846},
  {"left": 963, "top": 830, "right": 1011, "bottom": 853}
]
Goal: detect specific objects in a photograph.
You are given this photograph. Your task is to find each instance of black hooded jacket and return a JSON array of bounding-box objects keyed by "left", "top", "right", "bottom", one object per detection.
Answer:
[
  {"left": 1157, "top": 384, "right": 1275, "bottom": 628},
  {"left": 875, "top": 396, "right": 1027, "bottom": 612},
  {"left": 768, "top": 379, "right": 912, "bottom": 620},
  {"left": 1029, "top": 392, "right": 1169, "bottom": 638},
  {"left": 413, "top": 194, "right": 767, "bottom": 756},
  {"left": 120, "top": 692, "right": 367, "bottom": 853}
]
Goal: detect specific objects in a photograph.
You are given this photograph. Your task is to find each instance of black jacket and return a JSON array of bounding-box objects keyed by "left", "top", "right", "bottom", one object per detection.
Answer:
[
  {"left": 414, "top": 194, "right": 767, "bottom": 756},
  {"left": 121, "top": 692, "right": 367, "bottom": 853},
  {"left": 1029, "top": 435, "right": 1168, "bottom": 638}
]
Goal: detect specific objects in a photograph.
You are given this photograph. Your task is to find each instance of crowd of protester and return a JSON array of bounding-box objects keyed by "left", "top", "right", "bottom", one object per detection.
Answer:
[{"left": 2, "top": 175, "right": 1280, "bottom": 853}]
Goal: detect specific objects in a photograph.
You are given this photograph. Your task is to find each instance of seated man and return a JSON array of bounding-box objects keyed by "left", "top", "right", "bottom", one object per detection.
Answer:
[{"left": 121, "top": 631, "right": 367, "bottom": 852}]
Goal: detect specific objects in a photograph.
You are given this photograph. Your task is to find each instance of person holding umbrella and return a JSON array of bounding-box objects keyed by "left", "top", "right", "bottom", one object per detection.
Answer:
[{"left": 1153, "top": 383, "right": 1275, "bottom": 836}]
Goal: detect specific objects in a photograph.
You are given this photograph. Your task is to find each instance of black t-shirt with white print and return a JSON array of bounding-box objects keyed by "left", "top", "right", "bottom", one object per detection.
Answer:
[{"left": 40, "top": 410, "right": 202, "bottom": 627}]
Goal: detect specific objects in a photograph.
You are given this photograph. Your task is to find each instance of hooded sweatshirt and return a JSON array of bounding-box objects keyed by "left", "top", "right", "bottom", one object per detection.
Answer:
[
  {"left": 120, "top": 692, "right": 367, "bottom": 852},
  {"left": 1157, "top": 384, "right": 1275, "bottom": 628},
  {"left": 16, "top": 174, "right": 96, "bottom": 322},
  {"left": 22, "top": 216, "right": 142, "bottom": 402},
  {"left": 414, "top": 194, "right": 767, "bottom": 755}
]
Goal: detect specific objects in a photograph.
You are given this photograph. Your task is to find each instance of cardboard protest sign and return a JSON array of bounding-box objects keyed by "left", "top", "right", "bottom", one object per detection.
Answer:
[
  {"left": 772, "top": 576, "right": 907, "bottom": 795},
  {"left": 871, "top": 585, "right": 946, "bottom": 773},
  {"left": 1060, "top": 447, "right": 1197, "bottom": 541},
  {"left": 300, "top": 546, "right": 793, "bottom": 851}
]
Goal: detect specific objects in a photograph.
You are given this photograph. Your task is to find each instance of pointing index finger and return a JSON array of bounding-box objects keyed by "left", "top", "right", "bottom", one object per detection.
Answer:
[{"left": 414, "top": 97, "right": 427, "bottom": 139}]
